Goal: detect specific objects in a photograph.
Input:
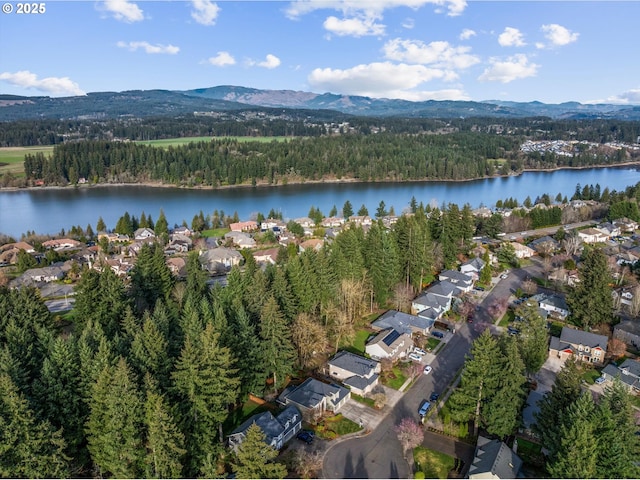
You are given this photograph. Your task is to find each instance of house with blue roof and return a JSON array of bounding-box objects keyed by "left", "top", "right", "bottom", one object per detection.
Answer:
[{"left": 227, "top": 405, "right": 302, "bottom": 452}]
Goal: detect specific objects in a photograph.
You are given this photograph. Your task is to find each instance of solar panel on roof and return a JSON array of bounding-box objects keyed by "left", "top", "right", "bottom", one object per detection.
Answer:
[{"left": 382, "top": 329, "right": 401, "bottom": 346}]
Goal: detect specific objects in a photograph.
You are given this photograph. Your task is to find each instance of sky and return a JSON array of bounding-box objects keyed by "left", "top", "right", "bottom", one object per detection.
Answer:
[{"left": 1, "top": 0, "right": 639, "bottom": 105}]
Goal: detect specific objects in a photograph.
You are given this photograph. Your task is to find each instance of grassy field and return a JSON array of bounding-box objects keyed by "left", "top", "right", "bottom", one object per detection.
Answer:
[
  {"left": 413, "top": 446, "right": 455, "bottom": 479},
  {"left": 0, "top": 145, "right": 54, "bottom": 176},
  {"left": 136, "top": 136, "right": 291, "bottom": 147}
]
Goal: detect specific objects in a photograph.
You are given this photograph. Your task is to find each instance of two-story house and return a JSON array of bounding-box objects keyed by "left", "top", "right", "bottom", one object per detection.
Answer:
[
  {"left": 601, "top": 358, "right": 640, "bottom": 393},
  {"left": 278, "top": 378, "right": 350, "bottom": 422},
  {"left": 371, "top": 309, "right": 434, "bottom": 337},
  {"left": 326, "top": 351, "right": 381, "bottom": 396},
  {"left": 365, "top": 328, "right": 412, "bottom": 361},
  {"left": 549, "top": 326, "right": 608, "bottom": 365},
  {"left": 227, "top": 405, "right": 302, "bottom": 452}
]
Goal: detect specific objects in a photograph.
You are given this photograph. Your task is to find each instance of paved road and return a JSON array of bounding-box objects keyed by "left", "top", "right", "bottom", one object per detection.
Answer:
[{"left": 322, "top": 321, "right": 482, "bottom": 479}]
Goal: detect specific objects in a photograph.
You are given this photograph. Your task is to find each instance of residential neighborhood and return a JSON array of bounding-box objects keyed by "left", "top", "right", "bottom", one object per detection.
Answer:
[{"left": 1, "top": 200, "right": 639, "bottom": 480}]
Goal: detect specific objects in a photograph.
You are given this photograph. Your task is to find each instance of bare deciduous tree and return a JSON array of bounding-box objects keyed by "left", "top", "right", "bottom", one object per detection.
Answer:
[
  {"left": 562, "top": 234, "right": 581, "bottom": 256},
  {"left": 392, "top": 282, "right": 415, "bottom": 313},
  {"left": 292, "top": 312, "right": 328, "bottom": 368},
  {"left": 607, "top": 338, "right": 626, "bottom": 359},
  {"left": 522, "top": 279, "right": 538, "bottom": 296},
  {"left": 292, "top": 449, "right": 324, "bottom": 479}
]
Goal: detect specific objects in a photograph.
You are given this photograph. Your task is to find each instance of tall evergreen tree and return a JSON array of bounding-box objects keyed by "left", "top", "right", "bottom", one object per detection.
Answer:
[
  {"left": 547, "top": 392, "right": 597, "bottom": 479},
  {"left": 231, "top": 423, "right": 287, "bottom": 480},
  {"left": 0, "top": 373, "right": 70, "bottom": 478},
  {"left": 516, "top": 302, "right": 549, "bottom": 374},
  {"left": 86, "top": 358, "right": 145, "bottom": 478},
  {"left": 155, "top": 209, "right": 169, "bottom": 237},
  {"left": 567, "top": 247, "right": 614, "bottom": 329},
  {"left": 342, "top": 200, "right": 354, "bottom": 218},
  {"left": 259, "top": 296, "right": 297, "bottom": 393},
  {"left": 130, "top": 243, "right": 174, "bottom": 313}
]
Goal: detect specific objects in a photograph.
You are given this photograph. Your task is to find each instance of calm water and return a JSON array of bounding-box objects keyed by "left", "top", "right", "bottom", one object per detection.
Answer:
[{"left": 2, "top": 167, "right": 640, "bottom": 238}]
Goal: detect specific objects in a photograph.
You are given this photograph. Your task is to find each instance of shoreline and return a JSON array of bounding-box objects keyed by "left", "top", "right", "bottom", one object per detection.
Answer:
[{"left": 1, "top": 161, "right": 639, "bottom": 193}]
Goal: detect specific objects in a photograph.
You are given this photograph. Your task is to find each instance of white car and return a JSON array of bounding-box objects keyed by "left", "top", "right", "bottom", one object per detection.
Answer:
[
  {"left": 423, "top": 365, "right": 432, "bottom": 375},
  {"left": 413, "top": 347, "right": 427, "bottom": 356},
  {"left": 408, "top": 352, "right": 422, "bottom": 362}
]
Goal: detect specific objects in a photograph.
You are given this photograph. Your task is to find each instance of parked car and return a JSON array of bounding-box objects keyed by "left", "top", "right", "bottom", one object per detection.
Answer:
[
  {"left": 432, "top": 331, "right": 444, "bottom": 339},
  {"left": 595, "top": 376, "right": 606, "bottom": 385},
  {"left": 500, "top": 273, "right": 508, "bottom": 279},
  {"left": 297, "top": 431, "right": 314, "bottom": 444},
  {"left": 429, "top": 392, "right": 440, "bottom": 402},
  {"left": 408, "top": 352, "right": 422, "bottom": 361},
  {"left": 413, "top": 347, "right": 427, "bottom": 356},
  {"left": 507, "top": 326, "right": 520, "bottom": 336},
  {"left": 474, "top": 286, "right": 485, "bottom": 291},
  {"left": 423, "top": 365, "right": 432, "bottom": 375},
  {"left": 418, "top": 400, "right": 431, "bottom": 417}
]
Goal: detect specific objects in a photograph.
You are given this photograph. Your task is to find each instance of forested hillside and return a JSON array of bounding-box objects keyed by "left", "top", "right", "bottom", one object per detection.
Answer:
[{"left": 21, "top": 129, "right": 640, "bottom": 187}]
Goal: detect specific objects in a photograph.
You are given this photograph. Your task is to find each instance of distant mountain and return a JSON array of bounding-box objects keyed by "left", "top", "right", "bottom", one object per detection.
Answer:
[{"left": 1, "top": 85, "right": 639, "bottom": 121}]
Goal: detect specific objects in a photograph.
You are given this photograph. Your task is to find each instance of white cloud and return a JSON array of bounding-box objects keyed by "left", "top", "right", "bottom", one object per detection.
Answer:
[
  {"left": 478, "top": 54, "right": 539, "bottom": 83},
  {"left": 323, "top": 15, "right": 385, "bottom": 37},
  {"left": 206, "top": 51, "right": 235, "bottom": 66},
  {"left": 401, "top": 18, "right": 415, "bottom": 29},
  {"left": 498, "top": 27, "right": 526, "bottom": 47},
  {"left": 100, "top": 0, "right": 144, "bottom": 23},
  {"left": 286, "top": 0, "right": 467, "bottom": 20},
  {"left": 117, "top": 41, "right": 179, "bottom": 55},
  {"left": 587, "top": 88, "right": 640, "bottom": 105},
  {"left": 459, "top": 28, "right": 476, "bottom": 40},
  {"left": 190, "top": 0, "right": 220, "bottom": 26},
  {"left": 257, "top": 54, "right": 282, "bottom": 69},
  {"left": 539, "top": 23, "right": 579, "bottom": 47},
  {"left": 382, "top": 38, "right": 479, "bottom": 70},
  {"left": 308, "top": 61, "right": 457, "bottom": 100},
  {"left": 0, "top": 70, "right": 85, "bottom": 96}
]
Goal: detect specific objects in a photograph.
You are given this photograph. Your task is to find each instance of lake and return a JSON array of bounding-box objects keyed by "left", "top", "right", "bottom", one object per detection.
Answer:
[{"left": 2, "top": 166, "right": 640, "bottom": 238}]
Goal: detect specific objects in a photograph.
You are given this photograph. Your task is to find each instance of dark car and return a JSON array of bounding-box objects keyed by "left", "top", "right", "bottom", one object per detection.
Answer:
[
  {"left": 297, "top": 431, "right": 313, "bottom": 444},
  {"left": 432, "top": 331, "right": 444, "bottom": 339},
  {"left": 429, "top": 392, "right": 440, "bottom": 402}
]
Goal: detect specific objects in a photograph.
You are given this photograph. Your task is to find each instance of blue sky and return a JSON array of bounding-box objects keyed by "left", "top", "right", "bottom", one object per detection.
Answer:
[{"left": 1, "top": 0, "right": 639, "bottom": 105}]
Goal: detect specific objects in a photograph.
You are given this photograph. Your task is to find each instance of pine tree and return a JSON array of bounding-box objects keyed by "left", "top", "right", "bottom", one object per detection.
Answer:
[
  {"left": 547, "top": 392, "right": 597, "bottom": 479},
  {"left": 516, "top": 302, "right": 549, "bottom": 374},
  {"left": 483, "top": 337, "right": 526, "bottom": 438},
  {"left": 143, "top": 377, "right": 186, "bottom": 479},
  {"left": 96, "top": 216, "right": 106, "bottom": 232},
  {"left": 259, "top": 296, "right": 297, "bottom": 393},
  {"left": 231, "top": 423, "right": 287, "bottom": 479},
  {"left": 357, "top": 204, "right": 369, "bottom": 216},
  {"left": 155, "top": 209, "right": 169, "bottom": 237},
  {"left": 86, "top": 358, "right": 145, "bottom": 478},
  {"left": 130, "top": 315, "right": 172, "bottom": 389},
  {"left": 342, "top": 200, "right": 354, "bottom": 218},
  {"left": 0, "top": 373, "right": 70, "bottom": 478},
  {"left": 449, "top": 330, "right": 502, "bottom": 436},
  {"left": 171, "top": 323, "right": 240, "bottom": 476},
  {"left": 567, "top": 247, "right": 614, "bottom": 329},
  {"left": 130, "top": 243, "right": 174, "bottom": 313}
]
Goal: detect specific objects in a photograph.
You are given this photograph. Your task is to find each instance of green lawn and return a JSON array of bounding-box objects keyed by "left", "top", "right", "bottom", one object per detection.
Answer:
[
  {"left": 316, "top": 414, "right": 362, "bottom": 440},
  {"left": 581, "top": 368, "right": 601, "bottom": 385},
  {"left": 136, "top": 136, "right": 291, "bottom": 147},
  {"left": 426, "top": 337, "right": 441, "bottom": 351},
  {"left": 343, "top": 329, "right": 372, "bottom": 356},
  {"left": 382, "top": 366, "right": 408, "bottom": 390},
  {"left": 549, "top": 321, "right": 564, "bottom": 337},
  {"left": 498, "top": 309, "right": 515, "bottom": 327},
  {"left": 200, "top": 227, "right": 231, "bottom": 238},
  {"left": 0, "top": 145, "right": 54, "bottom": 176},
  {"left": 413, "top": 446, "right": 455, "bottom": 479},
  {"left": 351, "top": 393, "right": 376, "bottom": 408}
]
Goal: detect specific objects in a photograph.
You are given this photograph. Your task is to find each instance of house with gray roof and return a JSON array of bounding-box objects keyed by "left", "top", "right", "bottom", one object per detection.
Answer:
[
  {"left": 538, "top": 294, "right": 570, "bottom": 320},
  {"left": 327, "top": 351, "right": 380, "bottom": 396},
  {"left": 227, "top": 405, "right": 301, "bottom": 452},
  {"left": 199, "top": 247, "right": 243, "bottom": 273},
  {"left": 372, "top": 309, "right": 434, "bottom": 337},
  {"left": 460, "top": 257, "right": 485, "bottom": 279},
  {"left": 549, "top": 326, "right": 608, "bottom": 365},
  {"left": 278, "top": 378, "right": 350, "bottom": 422},
  {"left": 411, "top": 283, "right": 454, "bottom": 318},
  {"left": 613, "top": 320, "right": 640, "bottom": 351},
  {"left": 365, "top": 328, "right": 412, "bottom": 361},
  {"left": 438, "top": 270, "right": 473, "bottom": 293},
  {"left": 601, "top": 358, "right": 640, "bottom": 394},
  {"left": 528, "top": 235, "right": 560, "bottom": 255},
  {"left": 468, "top": 436, "right": 523, "bottom": 480}
]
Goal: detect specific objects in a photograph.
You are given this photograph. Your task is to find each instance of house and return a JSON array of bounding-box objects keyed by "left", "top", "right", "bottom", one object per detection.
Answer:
[
  {"left": 437, "top": 270, "right": 474, "bottom": 293},
  {"left": 166, "top": 257, "right": 187, "bottom": 277},
  {"left": 278, "top": 378, "right": 350, "bottom": 421},
  {"left": 528, "top": 236, "right": 560, "bottom": 255},
  {"left": 164, "top": 234, "right": 192, "bottom": 255},
  {"left": 365, "top": 328, "right": 413, "bottom": 361},
  {"left": 549, "top": 326, "right": 608, "bottom": 365},
  {"left": 472, "top": 206, "right": 493, "bottom": 218},
  {"left": 381, "top": 215, "right": 399, "bottom": 228},
  {"left": 596, "top": 222, "right": 621, "bottom": 238},
  {"left": 127, "top": 238, "right": 156, "bottom": 257},
  {"left": 133, "top": 227, "right": 156, "bottom": 241},
  {"left": 0, "top": 241, "right": 35, "bottom": 253},
  {"left": 25, "top": 265, "right": 65, "bottom": 283},
  {"left": 411, "top": 288, "right": 452, "bottom": 319},
  {"left": 97, "top": 232, "right": 130, "bottom": 243},
  {"left": 549, "top": 268, "right": 580, "bottom": 287},
  {"left": 348, "top": 215, "right": 372, "bottom": 226},
  {"left": 171, "top": 225, "right": 193, "bottom": 237},
  {"left": 228, "top": 405, "right": 302, "bottom": 452},
  {"left": 538, "top": 294, "right": 570, "bottom": 320},
  {"left": 578, "top": 228, "right": 609, "bottom": 244},
  {"left": 224, "top": 231, "right": 256, "bottom": 249},
  {"left": 321, "top": 217, "right": 345, "bottom": 228},
  {"left": 460, "top": 257, "right": 485, "bottom": 279},
  {"left": 101, "top": 257, "right": 135, "bottom": 277},
  {"left": 199, "top": 247, "right": 243, "bottom": 273},
  {"left": 468, "top": 436, "right": 523, "bottom": 480},
  {"left": 371, "top": 310, "right": 434, "bottom": 337},
  {"left": 261, "top": 218, "right": 286, "bottom": 232},
  {"left": 601, "top": 359, "right": 640, "bottom": 394},
  {"left": 326, "top": 351, "right": 380, "bottom": 396},
  {"left": 510, "top": 242, "right": 535, "bottom": 259},
  {"left": 293, "top": 217, "right": 316, "bottom": 229},
  {"left": 613, "top": 217, "right": 639, "bottom": 233},
  {"left": 299, "top": 239, "right": 324, "bottom": 252},
  {"left": 252, "top": 247, "right": 280, "bottom": 265},
  {"left": 42, "top": 238, "right": 82, "bottom": 251},
  {"left": 613, "top": 320, "right": 640, "bottom": 351},
  {"left": 0, "top": 242, "right": 36, "bottom": 265},
  {"left": 229, "top": 220, "right": 258, "bottom": 232}
]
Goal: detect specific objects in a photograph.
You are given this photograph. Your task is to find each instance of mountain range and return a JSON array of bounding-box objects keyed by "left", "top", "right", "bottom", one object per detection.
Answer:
[{"left": 1, "top": 85, "right": 639, "bottom": 121}]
